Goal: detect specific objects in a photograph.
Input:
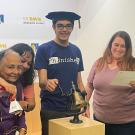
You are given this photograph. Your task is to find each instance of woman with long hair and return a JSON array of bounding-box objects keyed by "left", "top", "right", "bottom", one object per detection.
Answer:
[{"left": 85, "top": 31, "right": 135, "bottom": 135}]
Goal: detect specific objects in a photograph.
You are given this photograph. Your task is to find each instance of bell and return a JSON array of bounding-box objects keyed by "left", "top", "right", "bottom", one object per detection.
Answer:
[
  {"left": 70, "top": 81, "right": 87, "bottom": 124},
  {"left": 9, "top": 99, "right": 23, "bottom": 114},
  {"left": 72, "top": 88, "right": 86, "bottom": 109}
]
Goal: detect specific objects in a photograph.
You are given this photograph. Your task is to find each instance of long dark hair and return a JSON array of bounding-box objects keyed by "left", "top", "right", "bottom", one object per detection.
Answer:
[
  {"left": 97, "top": 31, "right": 135, "bottom": 71},
  {"left": 10, "top": 43, "right": 35, "bottom": 87}
]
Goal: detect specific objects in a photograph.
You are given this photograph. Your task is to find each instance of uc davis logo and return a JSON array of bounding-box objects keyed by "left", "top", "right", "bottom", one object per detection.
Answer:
[
  {"left": 0, "top": 15, "right": 4, "bottom": 24},
  {"left": 0, "top": 43, "right": 7, "bottom": 51},
  {"left": 31, "top": 43, "right": 39, "bottom": 53},
  {"left": 23, "top": 16, "right": 45, "bottom": 24}
]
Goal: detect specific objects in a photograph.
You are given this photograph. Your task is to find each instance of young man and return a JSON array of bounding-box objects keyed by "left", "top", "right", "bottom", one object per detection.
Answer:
[{"left": 35, "top": 11, "right": 85, "bottom": 135}]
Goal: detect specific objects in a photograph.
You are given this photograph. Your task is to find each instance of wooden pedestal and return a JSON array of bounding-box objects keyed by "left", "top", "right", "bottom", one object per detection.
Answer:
[{"left": 49, "top": 116, "right": 105, "bottom": 135}]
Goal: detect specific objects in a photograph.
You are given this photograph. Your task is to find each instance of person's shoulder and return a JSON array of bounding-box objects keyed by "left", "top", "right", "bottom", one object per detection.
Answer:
[
  {"left": 69, "top": 42, "right": 78, "bottom": 48},
  {"left": 95, "top": 57, "right": 102, "bottom": 64},
  {"left": 39, "top": 40, "right": 54, "bottom": 49},
  {"left": 96, "top": 57, "right": 102, "bottom": 62},
  {"left": 69, "top": 42, "right": 81, "bottom": 51},
  {"left": 130, "top": 57, "right": 135, "bottom": 70}
]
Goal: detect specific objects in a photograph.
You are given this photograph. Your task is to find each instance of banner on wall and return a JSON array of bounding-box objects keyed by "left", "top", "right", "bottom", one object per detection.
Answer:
[
  {"left": 0, "top": 40, "right": 45, "bottom": 53},
  {"left": 0, "top": 14, "right": 4, "bottom": 24},
  {"left": 0, "top": 42, "right": 7, "bottom": 51},
  {"left": 23, "top": 16, "right": 45, "bottom": 24}
]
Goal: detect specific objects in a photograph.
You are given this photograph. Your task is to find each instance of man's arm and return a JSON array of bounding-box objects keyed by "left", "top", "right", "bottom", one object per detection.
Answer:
[
  {"left": 38, "top": 69, "right": 58, "bottom": 92},
  {"left": 38, "top": 69, "right": 47, "bottom": 89},
  {"left": 77, "top": 72, "right": 85, "bottom": 92},
  {"left": 77, "top": 72, "right": 94, "bottom": 118}
]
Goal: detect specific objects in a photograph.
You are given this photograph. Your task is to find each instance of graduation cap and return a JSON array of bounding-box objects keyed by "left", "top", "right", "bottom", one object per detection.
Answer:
[{"left": 46, "top": 11, "right": 81, "bottom": 28}]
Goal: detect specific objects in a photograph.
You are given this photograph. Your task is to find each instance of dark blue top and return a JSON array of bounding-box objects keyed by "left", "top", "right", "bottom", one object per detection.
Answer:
[{"left": 34, "top": 40, "right": 84, "bottom": 111}]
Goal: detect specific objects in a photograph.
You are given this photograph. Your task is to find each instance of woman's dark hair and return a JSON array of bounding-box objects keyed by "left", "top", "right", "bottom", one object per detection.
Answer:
[
  {"left": 10, "top": 43, "right": 35, "bottom": 87},
  {"left": 97, "top": 31, "right": 135, "bottom": 71}
]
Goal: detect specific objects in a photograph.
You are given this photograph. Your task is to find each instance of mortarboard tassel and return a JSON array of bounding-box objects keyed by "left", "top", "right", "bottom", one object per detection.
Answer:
[{"left": 78, "top": 19, "right": 81, "bottom": 29}]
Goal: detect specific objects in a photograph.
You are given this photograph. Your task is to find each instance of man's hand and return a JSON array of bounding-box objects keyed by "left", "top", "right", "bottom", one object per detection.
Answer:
[{"left": 45, "top": 79, "right": 59, "bottom": 92}]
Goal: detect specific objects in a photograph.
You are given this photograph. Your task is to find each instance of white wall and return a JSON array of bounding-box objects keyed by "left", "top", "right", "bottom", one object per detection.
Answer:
[
  {"left": 0, "top": 0, "right": 135, "bottom": 82},
  {"left": 77, "top": 0, "right": 135, "bottom": 83},
  {"left": 0, "top": 0, "right": 79, "bottom": 46}
]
